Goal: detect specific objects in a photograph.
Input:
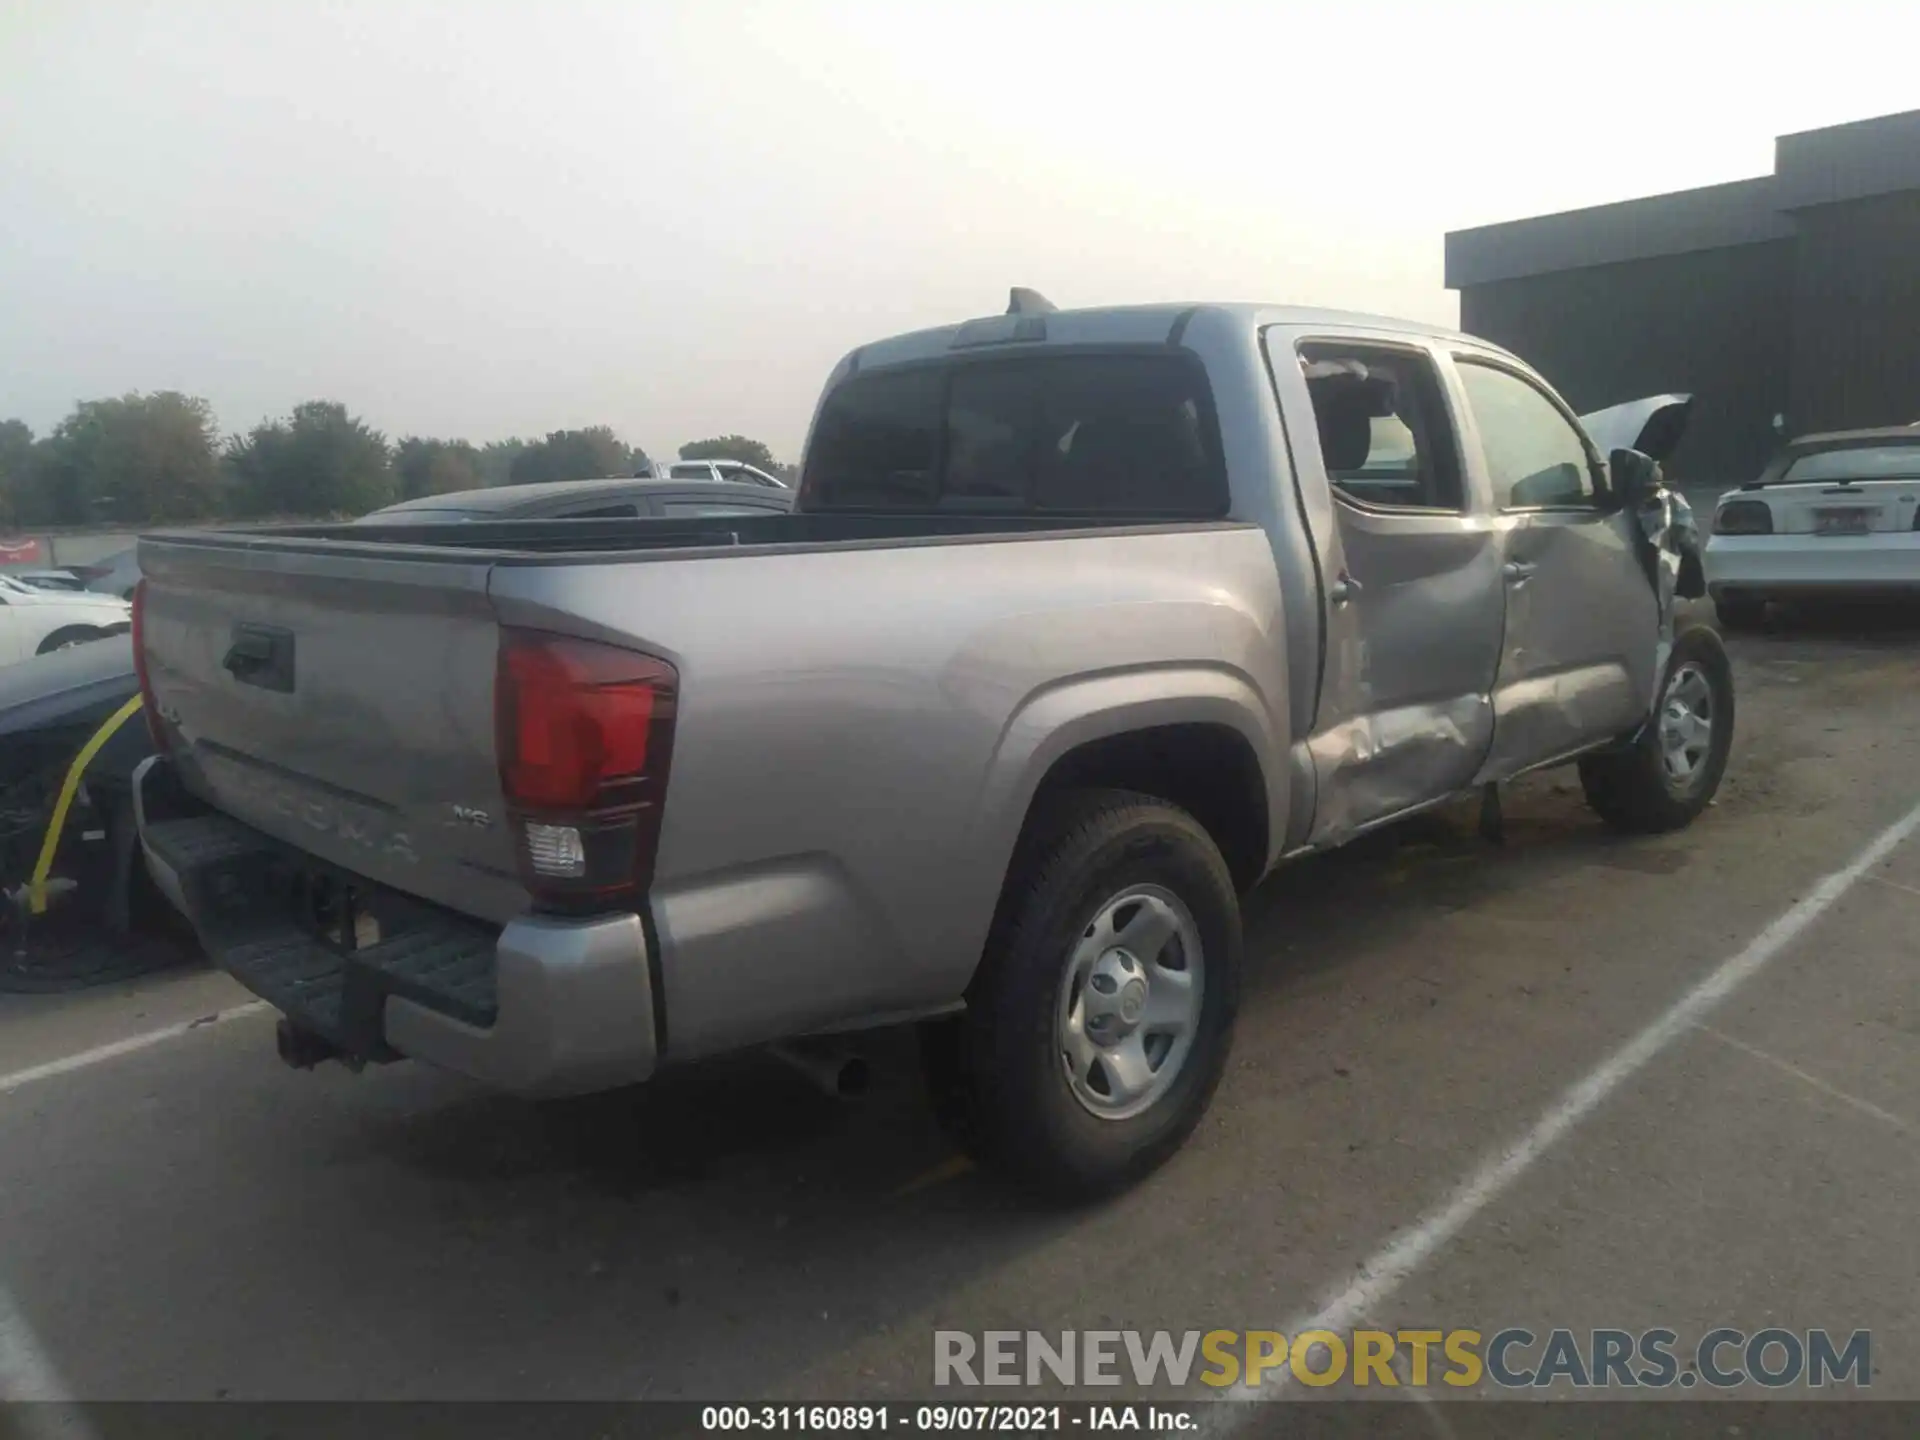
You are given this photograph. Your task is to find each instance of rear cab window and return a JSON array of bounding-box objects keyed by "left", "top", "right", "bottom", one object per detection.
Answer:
[{"left": 800, "top": 352, "right": 1228, "bottom": 517}]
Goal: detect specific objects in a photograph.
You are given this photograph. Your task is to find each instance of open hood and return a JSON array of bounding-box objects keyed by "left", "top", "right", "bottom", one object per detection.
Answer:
[{"left": 1577, "top": 394, "right": 1693, "bottom": 463}]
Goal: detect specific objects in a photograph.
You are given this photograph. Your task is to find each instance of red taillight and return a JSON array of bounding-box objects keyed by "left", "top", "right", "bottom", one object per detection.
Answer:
[
  {"left": 1714, "top": 499, "right": 1774, "bottom": 536},
  {"left": 129, "top": 580, "right": 170, "bottom": 753},
  {"left": 494, "top": 628, "right": 677, "bottom": 912}
]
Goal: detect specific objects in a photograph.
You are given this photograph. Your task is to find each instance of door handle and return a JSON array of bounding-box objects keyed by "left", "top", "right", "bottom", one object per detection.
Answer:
[
  {"left": 222, "top": 623, "right": 296, "bottom": 692},
  {"left": 222, "top": 631, "right": 274, "bottom": 674},
  {"left": 1502, "top": 560, "right": 1536, "bottom": 585},
  {"left": 1329, "top": 573, "right": 1362, "bottom": 605}
]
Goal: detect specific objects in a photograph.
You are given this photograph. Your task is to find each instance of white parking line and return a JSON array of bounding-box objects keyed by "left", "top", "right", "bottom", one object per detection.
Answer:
[
  {"left": 0, "top": 1281, "right": 96, "bottom": 1437},
  {"left": 1213, "top": 794, "right": 1920, "bottom": 1418},
  {"left": 1, "top": 1001, "right": 270, "bottom": 1425},
  {"left": 0, "top": 1001, "right": 269, "bottom": 1098}
]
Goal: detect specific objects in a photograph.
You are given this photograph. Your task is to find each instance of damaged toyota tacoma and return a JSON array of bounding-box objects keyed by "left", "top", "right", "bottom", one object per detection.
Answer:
[{"left": 131, "top": 296, "right": 1724, "bottom": 1198}]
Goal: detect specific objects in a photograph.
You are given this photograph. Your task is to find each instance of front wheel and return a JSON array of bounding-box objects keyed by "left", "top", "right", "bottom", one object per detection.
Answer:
[
  {"left": 1579, "top": 626, "right": 1735, "bottom": 834},
  {"left": 922, "top": 789, "right": 1241, "bottom": 1201}
]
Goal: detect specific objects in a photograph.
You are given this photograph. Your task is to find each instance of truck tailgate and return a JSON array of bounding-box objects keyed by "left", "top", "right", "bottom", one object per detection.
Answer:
[{"left": 139, "top": 536, "right": 525, "bottom": 925}]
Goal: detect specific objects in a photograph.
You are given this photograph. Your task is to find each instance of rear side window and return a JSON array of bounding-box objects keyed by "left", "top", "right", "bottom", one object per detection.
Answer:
[
  {"left": 802, "top": 354, "right": 1227, "bottom": 516},
  {"left": 1296, "top": 342, "right": 1463, "bottom": 510}
]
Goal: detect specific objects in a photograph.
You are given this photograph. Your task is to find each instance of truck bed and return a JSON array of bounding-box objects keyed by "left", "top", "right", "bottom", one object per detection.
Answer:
[
  {"left": 174, "top": 509, "right": 1205, "bottom": 561},
  {"left": 136, "top": 511, "right": 1284, "bottom": 1064}
]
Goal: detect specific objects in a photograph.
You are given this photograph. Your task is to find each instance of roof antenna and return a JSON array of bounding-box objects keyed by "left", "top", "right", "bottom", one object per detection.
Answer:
[{"left": 1007, "top": 287, "right": 1058, "bottom": 316}]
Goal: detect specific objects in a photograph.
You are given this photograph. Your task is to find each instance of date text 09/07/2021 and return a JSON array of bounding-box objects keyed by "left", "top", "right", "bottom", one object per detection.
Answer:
[{"left": 701, "top": 1404, "right": 1194, "bottom": 1433}]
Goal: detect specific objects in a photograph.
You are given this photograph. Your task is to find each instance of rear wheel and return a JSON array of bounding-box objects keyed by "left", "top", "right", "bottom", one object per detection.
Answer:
[
  {"left": 921, "top": 789, "right": 1241, "bottom": 1201},
  {"left": 1713, "top": 592, "right": 1765, "bottom": 631},
  {"left": 1579, "top": 627, "right": 1735, "bottom": 834}
]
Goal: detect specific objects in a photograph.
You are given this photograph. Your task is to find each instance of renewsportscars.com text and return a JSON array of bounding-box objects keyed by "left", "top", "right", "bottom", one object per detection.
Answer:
[{"left": 933, "top": 1328, "right": 1871, "bottom": 1391}]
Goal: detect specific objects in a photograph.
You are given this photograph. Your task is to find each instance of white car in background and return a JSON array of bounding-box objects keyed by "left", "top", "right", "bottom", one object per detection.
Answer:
[
  {"left": 658, "top": 459, "right": 789, "bottom": 488},
  {"left": 0, "top": 573, "right": 134, "bottom": 667},
  {"left": 1704, "top": 427, "right": 1920, "bottom": 628},
  {"left": 11, "top": 569, "right": 90, "bottom": 592}
]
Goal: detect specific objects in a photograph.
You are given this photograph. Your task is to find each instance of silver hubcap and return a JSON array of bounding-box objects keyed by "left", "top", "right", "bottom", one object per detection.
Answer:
[
  {"left": 1658, "top": 662, "right": 1714, "bottom": 786},
  {"left": 1056, "top": 886, "right": 1204, "bottom": 1121}
]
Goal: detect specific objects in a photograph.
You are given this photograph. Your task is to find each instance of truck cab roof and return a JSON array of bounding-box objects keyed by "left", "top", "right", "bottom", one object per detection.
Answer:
[{"left": 841, "top": 301, "right": 1486, "bottom": 378}]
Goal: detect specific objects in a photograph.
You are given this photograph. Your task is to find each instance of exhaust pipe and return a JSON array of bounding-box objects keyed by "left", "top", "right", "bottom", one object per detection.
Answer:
[
  {"left": 276, "top": 1018, "right": 342, "bottom": 1071},
  {"left": 768, "top": 1040, "right": 870, "bottom": 1099}
]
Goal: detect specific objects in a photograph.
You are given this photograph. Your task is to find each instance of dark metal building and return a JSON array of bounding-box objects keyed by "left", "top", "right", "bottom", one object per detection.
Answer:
[{"left": 1446, "top": 110, "right": 1920, "bottom": 486}]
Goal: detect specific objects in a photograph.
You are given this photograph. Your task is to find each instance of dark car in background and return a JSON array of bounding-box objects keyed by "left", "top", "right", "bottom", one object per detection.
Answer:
[
  {"left": 359, "top": 476, "right": 796, "bottom": 525},
  {"left": 657, "top": 460, "right": 788, "bottom": 489},
  {"left": 77, "top": 548, "right": 145, "bottom": 600}
]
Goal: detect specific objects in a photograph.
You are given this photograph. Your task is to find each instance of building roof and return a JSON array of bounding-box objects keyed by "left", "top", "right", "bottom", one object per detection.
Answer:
[
  {"left": 1446, "top": 109, "right": 1920, "bottom": 289},
  {"left": 1445, "top": 177, "right": 1789, "bottom": 288},
  {"left": 1775, "top": 109, "right": 1920, "bottom": 210}
]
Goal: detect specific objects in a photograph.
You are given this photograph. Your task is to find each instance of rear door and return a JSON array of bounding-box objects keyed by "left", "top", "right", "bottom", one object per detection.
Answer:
[
  {"left": 1451, "top": 354, "right": 1659, "bottom": 777},
  {"left": 1268, "top": 331, "right": 1507, "bottom": 840}
]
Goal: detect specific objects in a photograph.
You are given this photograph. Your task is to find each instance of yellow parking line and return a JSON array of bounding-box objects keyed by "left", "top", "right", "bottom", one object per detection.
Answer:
[{"left": 889, "top": 1153, "right": 974, "bottom": 1199}]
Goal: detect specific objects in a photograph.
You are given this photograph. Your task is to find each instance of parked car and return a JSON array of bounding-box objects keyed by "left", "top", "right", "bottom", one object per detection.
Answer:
[
  {"left": 0, "top": 574, "right": 133, "bottom": 668},
  {"left": 1, "top": 635, "right": 157, "bottom": 935},
  {"left": 359, "top": 476, "right": 796, "bottom": 525},
  {"left": 74, "top": 547, "right": 144, "bottom": 600},
  {"left": 9, "top": 569, "right": 90, "bottom": 592},
  {"left": 657, "top": 459, "right": 788, "bottom": 489},
  {"left": 130, "top": 296, "right": 1723, "bottom": 1198},
  {"left": 1705, "top": 426, "right": 1920, "bottom": 627}
]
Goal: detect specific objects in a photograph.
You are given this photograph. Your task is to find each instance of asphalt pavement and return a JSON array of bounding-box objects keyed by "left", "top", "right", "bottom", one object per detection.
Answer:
[{"left": 3, "top": 603, "right": 1918, "bottom": 1423}]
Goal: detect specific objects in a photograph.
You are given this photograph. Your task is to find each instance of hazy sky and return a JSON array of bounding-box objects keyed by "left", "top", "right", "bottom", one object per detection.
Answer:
[{"left": 4, "top": 1, "right": 1917, "bottom": 462}]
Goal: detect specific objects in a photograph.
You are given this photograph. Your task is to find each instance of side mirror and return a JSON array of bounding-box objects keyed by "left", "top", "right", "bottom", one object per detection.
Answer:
[{"left": 1609, "top": 447, "right": 1663, "bottom": 508}]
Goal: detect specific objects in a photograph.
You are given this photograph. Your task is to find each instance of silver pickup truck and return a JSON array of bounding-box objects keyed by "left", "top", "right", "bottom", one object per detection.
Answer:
[{"left": 131, "top": 296, "right": 1726, "bottom": 1198}]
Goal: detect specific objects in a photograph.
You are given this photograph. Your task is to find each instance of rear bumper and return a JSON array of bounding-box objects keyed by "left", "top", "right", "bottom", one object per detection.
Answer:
[
  {"left": 132, "top": 756, "right": 658, "bottom": 1097},
  {"left": 1705, "top": 531, "right": 1920, "bottom": 596}
]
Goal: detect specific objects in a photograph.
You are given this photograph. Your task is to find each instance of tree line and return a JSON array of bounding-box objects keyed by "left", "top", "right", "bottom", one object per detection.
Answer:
[{"left": 0, "top": 392, "right": 789, "bottom": 529}]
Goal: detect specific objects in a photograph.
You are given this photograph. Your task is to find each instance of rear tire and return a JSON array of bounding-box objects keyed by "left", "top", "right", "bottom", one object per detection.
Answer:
[
  {"left": 921, "top": 788, "right": 1241, "bottom": 1201},
  {"left": 1579, "top": 626, "right": 1735, "bottom": 834},
  {"left": 36, "top": 625, "right": 103, "bottom": 655},
  {"left": 1713, "top": 593, "right": 1765, "bottom": 631}
]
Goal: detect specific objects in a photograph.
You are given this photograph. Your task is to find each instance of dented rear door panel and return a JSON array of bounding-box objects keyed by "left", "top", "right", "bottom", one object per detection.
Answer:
[{"left": 1263, "top": 326, "right": 1505, "bottom": 844}]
